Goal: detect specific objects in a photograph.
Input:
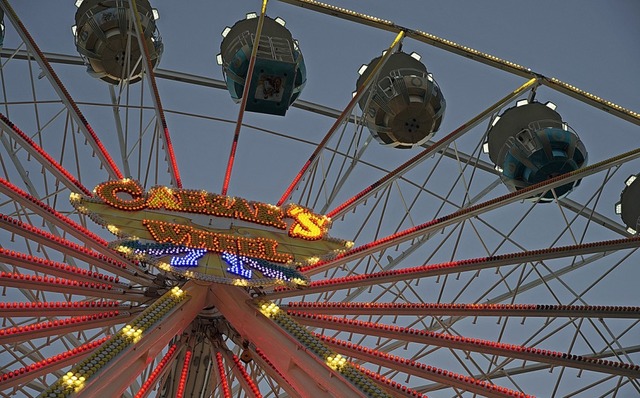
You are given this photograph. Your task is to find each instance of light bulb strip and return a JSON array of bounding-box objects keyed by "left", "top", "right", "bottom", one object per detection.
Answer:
[
  {"left": 0, "top": 247, "right": 123, "bottom": 286},
  {"left": 0, "top": 311, "right": 130, "bottom": 345},
  {"left": 268, "top": 235, "right": 640, "bottom": 299},
  {"left": 546, "top": 78, "right": 640, "bottom": 125},
  {"left": 0, "top": 300, "right": 128, "bottom": 317},
  {"left": 129, "top": 0, "right": 182, "bottom": 188},
  {"left": 316, "top": 332, "right": 529, "bottom": 398},
  {"left": 289, "top": 311, "right": 640, "bottom": 378},
  {"left": 0, "top": 271, "right": 126, "bottom": 300},
  {"left": 256, "top": 300, "right": 391, "bottom": 397},
  {"left": 0, "top": 113, "right": 92, "bottom": 196},
  {"left": 134, "top": 344, "right": 181, "bottom": 398},
  {"left": 175, "top": 350, "right": 193, "bottom": 398},
  {"left": 0, "top": 1, "right": 123, "bottom": 179},
  {"left": 215, "top": 351, "right": 232, "bottom": 398},
  {"left": 253, "top": 347, "right": 293, "bottom": 388},
  {"left": 0, "top": 212, "right": 147, "bottom": 283},
  {"left": 301, "top": 144, "right": 640, "bottom": 276},
  {"left": 0, "top": 337, "right": 108, "bottom": 390},
  {"left": 230, "top": 354, "right": 262, "bottom": 398},
  {"left": 40, "top": 286, "right": 187, "bottom": 396},
  {"left": 285, "top": 301, "right": 640, "bottom": 319}
]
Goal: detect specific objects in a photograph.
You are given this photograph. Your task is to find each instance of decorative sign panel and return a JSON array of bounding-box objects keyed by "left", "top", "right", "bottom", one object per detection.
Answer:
[{"left": 71, "top": 179, "right": 352, "bottom": 287}]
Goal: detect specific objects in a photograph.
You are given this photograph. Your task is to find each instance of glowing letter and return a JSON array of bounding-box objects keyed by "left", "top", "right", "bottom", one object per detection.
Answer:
[
  {"left": 287, "top": 205, "right": 327, "bottom": 240},
  {"left": 143, "top": 219, "right": 192, "bottom": 246},
  {"left": 254, "top": 203, "right": 287, "bottom": 229},
  {"left": 229, "top": 198, "right": 258, "bottom": 222},
  {"left": 221, "top": 252, "right": 252, "bottom": 279},
  {"left": 175, "top": 190, "right": 207, "bottom": 211},
  {"left": 95, "top": 179, "right": 146, "bottom": 211},
  {"left": 203, "top": 194, "right": 235, "bottom": 217},
  {"left": 146, "top": 187, "right": 181, "bottom": 210},
  {"left": 170, "top": 248, "right": 206, "bottom": 267},
  {"left": 260, "top": 238, "right": 294, "bottom": 263}
]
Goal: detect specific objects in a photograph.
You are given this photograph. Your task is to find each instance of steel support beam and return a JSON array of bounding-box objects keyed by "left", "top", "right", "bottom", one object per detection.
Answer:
[
  {"left": 0, "top": 340, "right": 107, "bottom": 392},
  {"left": 0, "top": 1, "right": 123, "bottom": 179},
  {"left": 208, "top": 284, "right": 370, "bottom": 397},
  {"left": 129, "top": 1, "right": 181, "bottom": 188},
  {"left": 319, "top": 335, "right": 518, "bottom": 398},
  {"left": 0, "top": 178, "right": 152, "bottom": 282},
  {"left": 327, "top": 78, "right": 539, "bottom": 218},
  {"left": 76, "top": 281, "right": 209, "bottom": 397},
  {"left": 290, "top": 312, "right": 640, "bottom": 378},
  {"left": 0, "top": 248, "right": 131, "bottom": 289},
  {"left": 0, "top": 312, "right": 133, "bottom": 345},
  {"left": 0, "top": 212, "right": 151, "bottom": 285},
  {"left": 277, "top": 0, "right": 640, "bottom": 126},
  {"left": 0, "top": 272, "right": 130, "bottom": 300},
  {"left": 277, "top": 30, "right": 405, "bottom": 206},
  {"left": 301, "top": 145, "right": 640, "bottom": 275},
  {"left": 267, "top": 235, "right": 640, "bottom": 299},
  {"left": 1, "top": 302, "right": 131, "bottom": 318},
  {"left": 284, "top": 302, "right": 640, "bottom": 319},
  {"left": 0, "top": 114, "right": 92, "bottom": 196}
]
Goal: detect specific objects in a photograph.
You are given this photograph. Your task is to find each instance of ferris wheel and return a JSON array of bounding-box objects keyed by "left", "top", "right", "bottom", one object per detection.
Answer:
[{"left": 0, "top": 0, "right": 639, "bottom": 397}]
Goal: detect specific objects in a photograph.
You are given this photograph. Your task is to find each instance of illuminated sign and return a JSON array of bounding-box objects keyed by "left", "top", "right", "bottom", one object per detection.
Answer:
[{"left": 71, "top": 180, "right": 352, "bottom": 287}]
